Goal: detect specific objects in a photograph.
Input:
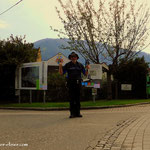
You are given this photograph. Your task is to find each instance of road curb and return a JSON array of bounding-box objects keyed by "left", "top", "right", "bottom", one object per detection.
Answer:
[{"left": 0, "top": 102, "right": 150, "bottom": 111}]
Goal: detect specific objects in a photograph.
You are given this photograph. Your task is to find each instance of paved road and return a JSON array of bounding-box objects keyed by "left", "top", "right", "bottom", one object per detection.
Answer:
[{"left": 0, "top": 104, "right": 150, "bottom": 150}]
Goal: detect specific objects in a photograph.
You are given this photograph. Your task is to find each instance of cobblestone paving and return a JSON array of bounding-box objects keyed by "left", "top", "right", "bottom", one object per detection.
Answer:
[{"left": 89, "top": 104, "right": 150, "bottom": 150}]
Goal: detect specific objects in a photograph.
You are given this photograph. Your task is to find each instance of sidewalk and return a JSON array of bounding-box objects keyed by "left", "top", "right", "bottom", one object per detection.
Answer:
[
  {"left": 91, "top": 114, "right": 150, "bottom": 150},
  {"left": 87, "top": 106, "right": 150, "bottom": 150}
]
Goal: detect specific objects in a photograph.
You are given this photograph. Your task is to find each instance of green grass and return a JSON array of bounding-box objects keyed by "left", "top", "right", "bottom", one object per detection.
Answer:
[
  {"left": 0, "top": 102, "right": 69, "bottom": 108},
  {"left": 81, "top": 99, "right": 150, "bottom": 107},
  {"left": 0, "top": 99, "right": 150, "bottom": 108}
]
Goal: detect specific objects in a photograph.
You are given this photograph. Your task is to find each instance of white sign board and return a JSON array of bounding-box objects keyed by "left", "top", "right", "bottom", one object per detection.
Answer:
[
  {"left": 15, "top": 61, "right": 48, "bottom": 90},
  {"left": 88, "top": 64, "right": 102, "bottom": 80},
  {"left": 121, "top": 84, "right": 132, "bottom": 91}
]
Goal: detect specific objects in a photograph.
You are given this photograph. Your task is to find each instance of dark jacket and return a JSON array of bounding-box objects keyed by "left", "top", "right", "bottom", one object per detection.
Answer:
[{"left": 63, "top": 61, "right": 85, "bottom": 80}]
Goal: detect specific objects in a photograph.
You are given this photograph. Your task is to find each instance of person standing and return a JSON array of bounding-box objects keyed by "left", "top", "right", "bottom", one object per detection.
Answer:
[{"left": 59, "top": 52, "right": 89, "bottom": 118}]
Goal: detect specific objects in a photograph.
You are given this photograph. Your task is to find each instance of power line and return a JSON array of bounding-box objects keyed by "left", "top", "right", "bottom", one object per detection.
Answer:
[{"left": 0, "top": 0, "right": 23, "bottom": 16}]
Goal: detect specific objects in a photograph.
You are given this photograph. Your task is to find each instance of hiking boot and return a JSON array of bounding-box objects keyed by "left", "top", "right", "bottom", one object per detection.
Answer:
[
  {"left": 76, "top": 114, "right": 82, "bottom": 117},
  {"left": 69, "top": 115, "right": 76, "bottom": 118}
]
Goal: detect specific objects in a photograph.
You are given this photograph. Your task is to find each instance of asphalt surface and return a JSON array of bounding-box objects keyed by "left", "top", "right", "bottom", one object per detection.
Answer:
[{"left": 0, "top": 104, "right": 150, "bottom": 150}]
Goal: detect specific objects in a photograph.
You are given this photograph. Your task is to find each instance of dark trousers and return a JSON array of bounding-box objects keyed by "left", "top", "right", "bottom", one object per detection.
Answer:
[{"left": 67, "top": 79, "right": 81, "bottom": 116}]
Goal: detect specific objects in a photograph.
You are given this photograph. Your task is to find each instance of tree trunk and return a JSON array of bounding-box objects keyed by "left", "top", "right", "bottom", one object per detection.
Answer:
[
  {"left": 107, "top": 71, "right": 112, "bottom": 100},
  {"left": 115, "top": 80, "right": 118, "bottom": 99}
]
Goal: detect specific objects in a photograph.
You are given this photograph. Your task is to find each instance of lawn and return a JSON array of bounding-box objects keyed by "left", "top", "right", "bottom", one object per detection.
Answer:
[{"left": 0, "top": 99, "right": 150, "bottom": 108}]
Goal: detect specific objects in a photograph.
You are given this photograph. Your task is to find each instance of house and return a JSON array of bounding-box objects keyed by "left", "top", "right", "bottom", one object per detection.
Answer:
[
  {"left": 35, "top": 48, "right": 70, "bottom": 73},
  {"left": 36, "top": 48, "right": 42, "bottom": 62},
  {"left": 47, "top": 52, "right": 70, "bottom": 73}
]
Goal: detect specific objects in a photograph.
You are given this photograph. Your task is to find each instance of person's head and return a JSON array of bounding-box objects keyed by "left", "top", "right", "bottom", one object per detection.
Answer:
[{"left": 68, "top": 52, "right": 79, "bottom": 63}]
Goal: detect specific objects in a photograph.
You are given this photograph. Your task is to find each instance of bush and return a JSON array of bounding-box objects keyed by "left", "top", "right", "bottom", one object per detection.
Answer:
[{"left": 47, "top": 73, "right": 69, "bottom": 102}]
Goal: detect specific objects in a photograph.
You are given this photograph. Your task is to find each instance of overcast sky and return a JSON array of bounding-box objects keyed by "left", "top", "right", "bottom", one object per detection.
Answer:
[{"left": 0, "top": 0, "right": 150, "bottom": 54}]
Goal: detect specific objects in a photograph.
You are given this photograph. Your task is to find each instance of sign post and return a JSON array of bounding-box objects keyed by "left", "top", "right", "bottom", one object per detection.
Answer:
[
  {"left": 82, "top": 64, "right": 102, "bottom": 102},
  {"left": 43, "top": 90, "right": 46, "bottom": 103},
  {"left": 92, "top": 88, "right": 97, "bottom": 102},
  {"left": 29, "top": 90, "right": 32, "bottom": 104},
  {"left": 15, "top": 89, "right": 21, "bottom": 103}
]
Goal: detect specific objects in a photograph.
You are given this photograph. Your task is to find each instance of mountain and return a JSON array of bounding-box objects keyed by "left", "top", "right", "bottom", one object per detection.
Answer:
[
  {"left": 137, "top": 51, "right": 150, "bottom": 63},
  {"left": 34, "top": 38, "right": 150, "bottom": 65},
  {"left": 34, "top": 38, "right": 85, "bottom": 63}
]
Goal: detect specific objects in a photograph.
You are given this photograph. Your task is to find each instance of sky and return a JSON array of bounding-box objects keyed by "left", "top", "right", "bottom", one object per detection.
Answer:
[
  {"left": 0, "top": 0, "right": 62, "bottom": 42},
  {"left": 0, "top": 0, "right": 150, "bottom": 54}
]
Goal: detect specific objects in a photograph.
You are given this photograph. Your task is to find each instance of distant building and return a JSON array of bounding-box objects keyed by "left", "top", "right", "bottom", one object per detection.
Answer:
[
  {"left": 35, "top": 49, "right": 70, "bottom": 73},
  {"left": 47, "top": 52, "right": 70, "bottom": 73},
  {"left": 36, "top": 48, "right": 42, "bottom": 62},
  {"left": 47, "top": 52, "right": 70, "bottom": 66}
]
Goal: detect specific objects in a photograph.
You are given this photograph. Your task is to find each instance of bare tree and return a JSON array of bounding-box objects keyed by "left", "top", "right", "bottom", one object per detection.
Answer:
[{"left": 53, "top": 0, "right": 150, "bottom": 99}]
